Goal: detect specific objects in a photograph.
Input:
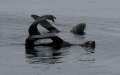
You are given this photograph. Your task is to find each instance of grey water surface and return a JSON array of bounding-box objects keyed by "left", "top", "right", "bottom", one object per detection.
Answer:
[
  {"left": 0, "top": 14, "right": 120, "bottom": 75},
  {"left": 0, "top": 0, "right": 120, "bottom": 75}
]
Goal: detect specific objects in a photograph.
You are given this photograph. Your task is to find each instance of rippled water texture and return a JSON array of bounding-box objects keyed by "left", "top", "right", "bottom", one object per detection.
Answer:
[
  {"left": 0, "top": 13, "right": 120, "bottom": 75},
  {"left": 1, "top": 0, "right": 120, "bottom": 74}
]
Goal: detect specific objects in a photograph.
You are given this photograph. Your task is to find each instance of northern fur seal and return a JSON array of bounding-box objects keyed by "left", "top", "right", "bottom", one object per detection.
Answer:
[
  {"left": 25, "top": 21, "right": 95, "bottom": 50},
  {"left": 25, "top": 18, "right": 95, "bottom": 52}
]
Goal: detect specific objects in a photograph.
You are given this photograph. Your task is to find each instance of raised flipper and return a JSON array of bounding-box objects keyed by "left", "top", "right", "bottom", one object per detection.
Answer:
[
  {"left": 31, "top": 15, "right": 40, "bottom": 20},
  {"left": 28, "top": 20, "right": 41, "bottom": 36},
  {"left": 39, "top": 20, "right": 60, "bottom": 33},
  {"left": 71, "top": 23, "right": 86, "bottom": 35},
  {"left": 40, "top": 14, "right": 56, "bottom": 22},
  {"left": 31, "top": 14, "right": 56, "bottom": 22},
  {"left": 31, "top": 14, "right": 60, "bottom": 33}
]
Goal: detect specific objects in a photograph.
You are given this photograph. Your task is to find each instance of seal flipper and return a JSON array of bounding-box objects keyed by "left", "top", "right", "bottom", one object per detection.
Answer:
[
  {"left": 39, "top": 20, "right": 60, "bottom": 33},
  {"left": 40, "top": 15, "right": 56, "bottom": 22},
  {"left": 31, "top": 14, "right": 60, "bottom": 33},
  {"left": 28, "top": 21, "right": 41, "bottom": 36},
  {"left": 71, "top": 23, "right": 86, "bottom": 35},
  {"left": 31, "top": 15, "right": 40, "bottom": 20},
  {"left": 31, "top": 14, "right": 56, "bottom": 22}
]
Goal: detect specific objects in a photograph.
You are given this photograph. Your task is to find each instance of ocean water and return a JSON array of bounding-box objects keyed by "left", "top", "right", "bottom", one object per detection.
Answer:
[{"left": 0, "top": 0, "right": 120, "bottom": 75}]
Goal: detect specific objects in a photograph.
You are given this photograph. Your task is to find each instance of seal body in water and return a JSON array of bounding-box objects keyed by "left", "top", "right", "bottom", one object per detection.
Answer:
[
  {"left": 26, "top": 33, "right": 95, "bottom": 50},
  {"left": 25, "top": 17, "right": 95, "bottom": 53}
]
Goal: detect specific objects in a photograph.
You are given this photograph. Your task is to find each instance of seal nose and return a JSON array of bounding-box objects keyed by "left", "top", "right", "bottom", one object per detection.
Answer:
[
  {"left": 85, "top": 41, "right": 96, "bottom": 49},
  {"left": 91, "top": 41, "right": 95, "bottom": 49},
  {"left": 81, "top": 40, "right": 96, "bottom": 49}
]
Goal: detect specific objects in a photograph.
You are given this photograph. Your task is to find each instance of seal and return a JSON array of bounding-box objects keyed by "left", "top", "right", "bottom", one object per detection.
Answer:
[{"left": 25, "top": 19, "right": 95, "bottom": 53}]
